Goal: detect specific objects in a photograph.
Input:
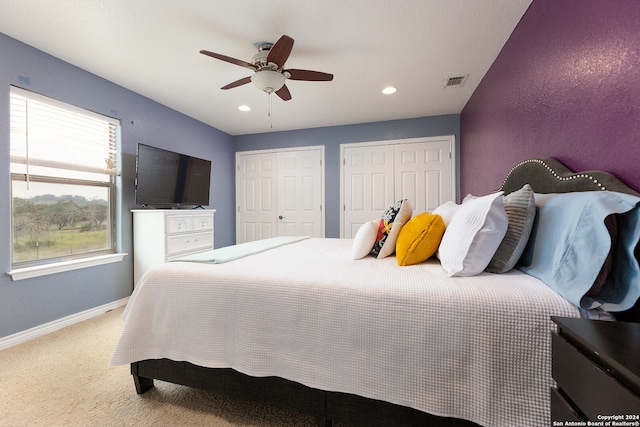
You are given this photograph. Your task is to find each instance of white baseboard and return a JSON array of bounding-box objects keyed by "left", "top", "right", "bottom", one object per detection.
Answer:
[{"left": 0, "top": 297, "right": 129, "bottom": 351}]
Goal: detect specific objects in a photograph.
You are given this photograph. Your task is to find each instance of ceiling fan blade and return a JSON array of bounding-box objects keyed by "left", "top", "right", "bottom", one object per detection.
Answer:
[
  {"left": 285, "top": 69, "right": 334, "bottom": 81},
  {"left": 221, "top": 76, "right": 252, "bottom": 90},
  {"left": 275, "top": 84, "right": 292, "bottom": 101},
  {"left": 266, "top": 35, "right": 294, "bottom": 67},
  {"left": 200, "top": 50, "right": 256, "bottom": 70}
]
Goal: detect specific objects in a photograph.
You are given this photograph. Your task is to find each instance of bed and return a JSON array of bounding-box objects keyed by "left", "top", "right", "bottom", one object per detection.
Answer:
[{"left": 110, "top": 158, "right": 640, "bottom": 427}]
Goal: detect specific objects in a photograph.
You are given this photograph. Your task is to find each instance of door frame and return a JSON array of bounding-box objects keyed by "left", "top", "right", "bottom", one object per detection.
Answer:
[
  {"left": 339, "top": 135, "right": 457, "bottom": 238},
  {"left": 235, "top": 145, "right": 326, "bottom": 242}
]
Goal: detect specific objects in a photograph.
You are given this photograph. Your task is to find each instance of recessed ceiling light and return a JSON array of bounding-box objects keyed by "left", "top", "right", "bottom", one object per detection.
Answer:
[
  {"left": 382, "top": 86, "right": 397, "bottom": 95},
  {"left": 238, "top": 105, "right": 251, "bottom": 112}
]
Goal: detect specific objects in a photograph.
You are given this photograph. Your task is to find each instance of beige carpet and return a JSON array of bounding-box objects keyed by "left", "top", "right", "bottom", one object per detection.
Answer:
[{"left": 0, "top": 307, "right": 327, "bottom": 427}]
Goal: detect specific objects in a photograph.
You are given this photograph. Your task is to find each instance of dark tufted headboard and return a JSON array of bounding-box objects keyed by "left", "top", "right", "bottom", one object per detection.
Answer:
[{"left": 499, "top": 158, "right": 640, "bottom": 197}]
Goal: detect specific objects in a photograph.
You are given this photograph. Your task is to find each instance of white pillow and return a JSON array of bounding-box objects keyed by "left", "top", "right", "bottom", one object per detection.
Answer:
[
  {"left": 432, "top": 201, "right": 461, "bottom": 226},
  {"left": 351, "top": 219, "right": 379, "bottom": 259},
  {"left": 438, "top": 192, "right": 508, "bottom": 277}
]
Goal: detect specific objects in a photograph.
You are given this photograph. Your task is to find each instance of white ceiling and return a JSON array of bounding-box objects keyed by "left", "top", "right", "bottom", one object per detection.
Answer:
[{"left": 0, "top": 0, "right": 531, "bottom": 135}]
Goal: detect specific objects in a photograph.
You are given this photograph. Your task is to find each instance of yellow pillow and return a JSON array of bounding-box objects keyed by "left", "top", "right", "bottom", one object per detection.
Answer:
[{"left": 396, "top": 212, "right": 446, "bottom": 266}]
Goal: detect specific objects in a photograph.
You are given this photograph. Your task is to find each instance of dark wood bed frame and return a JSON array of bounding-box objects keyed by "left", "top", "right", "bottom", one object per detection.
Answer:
[{"left": 130, "top": 158, "right": 640, "bottom": 426}]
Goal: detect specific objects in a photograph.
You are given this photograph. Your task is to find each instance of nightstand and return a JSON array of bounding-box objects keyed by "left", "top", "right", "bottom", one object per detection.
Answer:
[{"left": 551, "top": 317, "right": 640, "bottom": 422}]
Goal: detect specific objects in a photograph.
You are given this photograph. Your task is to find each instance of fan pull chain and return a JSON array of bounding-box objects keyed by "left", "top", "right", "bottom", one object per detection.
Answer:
[{"left": 268, "top": 92, "right": 273, "bottom": 129}]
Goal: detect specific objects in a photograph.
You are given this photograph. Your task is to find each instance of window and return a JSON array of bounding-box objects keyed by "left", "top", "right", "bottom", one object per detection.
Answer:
[{"left": 9, "top": 86, "right": 121, "bottom": 273}]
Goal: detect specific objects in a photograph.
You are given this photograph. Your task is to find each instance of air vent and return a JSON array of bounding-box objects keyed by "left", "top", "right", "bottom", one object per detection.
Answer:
[{"left": 443, "top": 74, "right": 468, "bottom": 89}]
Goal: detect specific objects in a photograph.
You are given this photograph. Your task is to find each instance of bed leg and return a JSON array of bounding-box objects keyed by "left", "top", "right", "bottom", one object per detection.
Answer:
[
  {"left": 133, "top": 374, "right": 154, "bottom": 394},
  {"left": 130, "top": 362, "right": 154, "bottom": 394},
  {"left": 324, "top": 419, "right": 332, "bottom": 427}
]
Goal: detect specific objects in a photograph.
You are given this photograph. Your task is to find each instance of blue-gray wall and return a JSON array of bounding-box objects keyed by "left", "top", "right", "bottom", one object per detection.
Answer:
[
  {"left": 0, "top": 33, "right": 235, "bottom": 339},
  {"left": 0, "top": 30, "right": 460, "bottom": 340},
  {"left": 234, "top": 115, "right": 460, "bottom": 238}
]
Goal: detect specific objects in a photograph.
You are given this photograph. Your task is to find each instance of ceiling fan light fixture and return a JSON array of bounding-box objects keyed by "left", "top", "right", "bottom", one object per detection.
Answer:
[
  {"left": 251, "top": 70, "right": 286, "bottom": 93},
  {"left": 202, "top": 35, "right": 332, "bottom": 101}
]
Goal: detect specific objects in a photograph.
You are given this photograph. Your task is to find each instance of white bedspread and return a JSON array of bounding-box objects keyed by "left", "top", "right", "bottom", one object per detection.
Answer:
[
  {"left": 110, "top": 238, "right": 580, "bottom": 427},
  {"left": 172, "top": 235, "right": 309, "bottom": 263}
]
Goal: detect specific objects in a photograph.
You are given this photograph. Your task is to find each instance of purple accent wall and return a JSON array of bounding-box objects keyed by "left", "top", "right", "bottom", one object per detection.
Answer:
[{"left": 460, "top": 0, "right": 640, "bottom": 196}]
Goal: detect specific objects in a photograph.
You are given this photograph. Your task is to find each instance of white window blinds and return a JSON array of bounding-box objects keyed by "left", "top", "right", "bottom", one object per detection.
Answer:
[{"left": 9, "top": 86, "right": 119, "bottom": 182}]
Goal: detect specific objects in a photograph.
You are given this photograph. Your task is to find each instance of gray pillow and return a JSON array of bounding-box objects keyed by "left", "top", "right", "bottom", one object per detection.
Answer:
[{"left": 485, "top": 184, "right": 536, "bottom": 273}]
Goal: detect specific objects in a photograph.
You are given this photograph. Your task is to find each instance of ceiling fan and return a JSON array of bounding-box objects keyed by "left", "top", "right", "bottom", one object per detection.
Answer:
[{"left": 200, "top": 35, "right": 333, "bottom": 101}]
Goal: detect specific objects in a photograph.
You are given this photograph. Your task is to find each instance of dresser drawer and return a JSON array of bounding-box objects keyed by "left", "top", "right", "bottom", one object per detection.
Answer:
[
  {"left": 165, "top": 215, "right": 193, "bottom": 234},
  {"left": 192, "top": 214, "right": 213, "bottom": 231},
  {"left": 552, "top": 332, "right": 640, "bottom": 419},
  {"left": 166, "top": 231, "right": 213, "bottom": 257}
]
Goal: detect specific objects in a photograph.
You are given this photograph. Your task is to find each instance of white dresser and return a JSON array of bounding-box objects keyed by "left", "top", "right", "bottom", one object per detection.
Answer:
[{"left": 132, "top": 209, "right": 215, "bottom": 286}]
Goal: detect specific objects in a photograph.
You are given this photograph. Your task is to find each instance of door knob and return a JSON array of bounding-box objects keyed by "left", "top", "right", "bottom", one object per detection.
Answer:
[{"left": 278, "top": 215, "right": 284, "bottom": 220}]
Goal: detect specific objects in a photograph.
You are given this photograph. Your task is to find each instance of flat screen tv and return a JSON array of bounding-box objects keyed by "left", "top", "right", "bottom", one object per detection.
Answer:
[{"left": 135, "top": 143, "right": 211, "bottom": 207}]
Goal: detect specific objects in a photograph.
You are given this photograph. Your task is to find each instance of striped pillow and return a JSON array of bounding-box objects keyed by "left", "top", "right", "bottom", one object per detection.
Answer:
[{"left": 485, "top": 184, "right": 536, "bottom": 273}]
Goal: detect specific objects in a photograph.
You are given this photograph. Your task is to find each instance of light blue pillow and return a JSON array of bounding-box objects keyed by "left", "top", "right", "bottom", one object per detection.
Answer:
[{"left": 517, "top": 191, "right": 640, "bottom": 312}]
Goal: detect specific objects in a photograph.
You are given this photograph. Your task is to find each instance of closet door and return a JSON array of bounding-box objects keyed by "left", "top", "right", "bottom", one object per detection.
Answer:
[
  {"left": 394, "top": 140, "right": 453, "bottom": 213},
  {"left": 341, "top": 136, "right": 455, "bottom": 238},
  {"left": 236, "top": 147, "right": 324, "bottom": 243},
  {"left": 236, "top": 152, "right": 278, "bottom": 243},
  {"left": 342, "top": 144, "right": 395, "bottom": 238},
  {"left": 277, "top": 149, "right": 324, "bottom": 237}
]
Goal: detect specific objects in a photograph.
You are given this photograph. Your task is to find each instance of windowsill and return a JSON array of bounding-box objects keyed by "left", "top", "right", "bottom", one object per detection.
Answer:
[{"left": 7, "top": 253, "right": 127, "bottom": 281}]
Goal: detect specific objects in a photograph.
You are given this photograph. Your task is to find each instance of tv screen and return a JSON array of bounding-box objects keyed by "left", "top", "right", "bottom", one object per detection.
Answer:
[{"left": 135, "top": 143, "right": 211, "bottom": 207}]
